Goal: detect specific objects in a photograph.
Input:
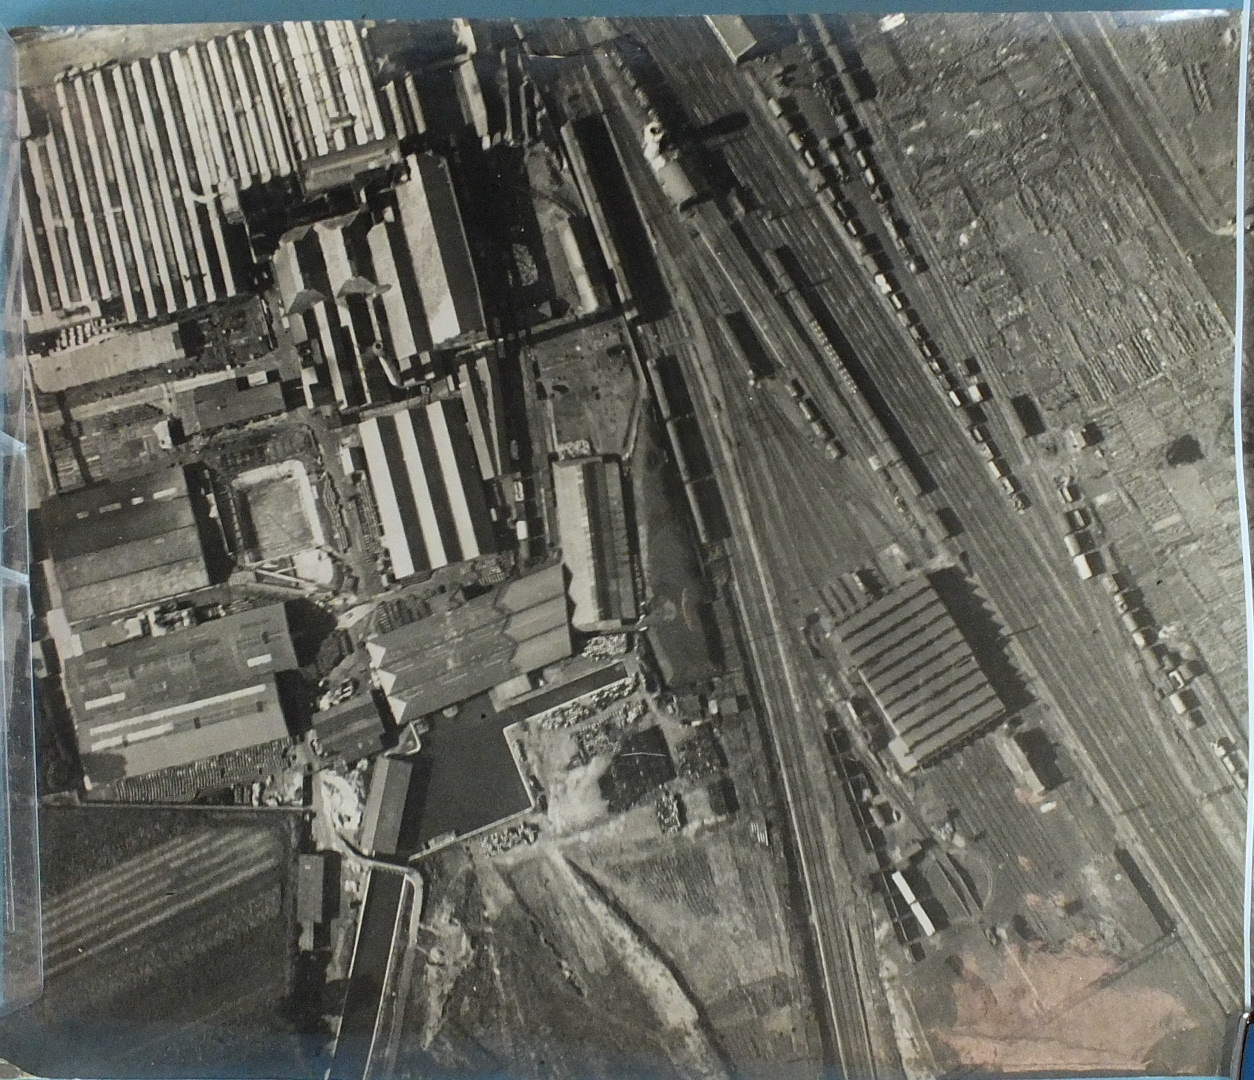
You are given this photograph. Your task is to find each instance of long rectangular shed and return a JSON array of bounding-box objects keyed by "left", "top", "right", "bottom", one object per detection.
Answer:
[{"left": 552, "top": 455, "right": 636, "bottom": 632}]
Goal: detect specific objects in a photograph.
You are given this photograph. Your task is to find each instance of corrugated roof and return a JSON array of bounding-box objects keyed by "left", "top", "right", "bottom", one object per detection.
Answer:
[
  {"left": 552, "top": 457, "right": 637, "bottom": 632},
  {"left": 358, "top": 399, "right": 495, "bottom": 580},
  {"left": 836, "top": 576, "right": 1003, "bottom": 771},
  {"left": 64, "top": 604, "right": 297, "bottom": 783},
  {"left": 369, "top": 564, "right": 572, "bottom": 721}
]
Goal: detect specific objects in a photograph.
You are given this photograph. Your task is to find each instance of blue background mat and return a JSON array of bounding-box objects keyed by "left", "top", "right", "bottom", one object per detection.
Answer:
[{"left": 3, "top": 0, "right": 1240, "bottom": 32}]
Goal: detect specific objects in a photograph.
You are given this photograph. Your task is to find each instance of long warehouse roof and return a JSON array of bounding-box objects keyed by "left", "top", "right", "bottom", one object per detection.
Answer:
[
  {"left": 552, "top": 456, "right": 637, "bottom": 633},
  {"left": 44, "top": 465, "right": 213, "bottom": 623},
  {"left": 358, "top": 399, "right": 495, "bottom": 581},
  {"left": 63, "top": 603, "right": 297, "bottom": 784}
]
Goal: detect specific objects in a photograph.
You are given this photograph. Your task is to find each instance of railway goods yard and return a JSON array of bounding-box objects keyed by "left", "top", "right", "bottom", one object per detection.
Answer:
[{"left": 0, "top": 12, "right": 1244, "bottom": 1080}]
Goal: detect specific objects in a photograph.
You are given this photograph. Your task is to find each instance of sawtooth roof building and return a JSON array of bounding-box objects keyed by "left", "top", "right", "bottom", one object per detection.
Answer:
[
  {"left": 16, "top": 21, "right": 393, "bottom": 336},
  {"left": 834, "top": 575, "right": 1005, "bottom": 772},
  {"left": 62, "top": 603, "right": 298, "bottom": 787},
  {"left": 273, "top": 153, "right": 485, "bottom": 409},
  {"left": 357, "top": 399, "right": 496, "bottom": 581},
  {"left": 43, "top": 465, "right": 214, "bottom": 624},
  {"left": 552, "top": 456, "right": 636, "bottom": 633},
  {"left": 366, "top": 563, "right": 572, "bottom": 722}
]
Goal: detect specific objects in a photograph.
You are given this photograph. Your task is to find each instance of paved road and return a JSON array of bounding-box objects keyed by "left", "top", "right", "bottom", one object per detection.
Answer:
[{"left": 621, "top": 16, "right": 1244, "bottom": 1006}]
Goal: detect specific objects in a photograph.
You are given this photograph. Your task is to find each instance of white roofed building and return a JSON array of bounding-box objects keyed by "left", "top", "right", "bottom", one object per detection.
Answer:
[
  {"left": 356, "top": 399, "right": 496, "bottom": 580},
  {"left": 16, "top": 21, "right": 391, "bottom": 337},
  {"left": 273, "top": 152, "right": 487, "bottom": 409}
]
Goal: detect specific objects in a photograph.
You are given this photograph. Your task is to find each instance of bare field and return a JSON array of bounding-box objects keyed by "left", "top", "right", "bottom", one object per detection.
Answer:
[{"left": 394, "top": 805, "right": 821, "bottom": 1080}]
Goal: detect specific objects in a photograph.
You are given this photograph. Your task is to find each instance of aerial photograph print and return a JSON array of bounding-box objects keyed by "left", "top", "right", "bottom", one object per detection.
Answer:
[{"left": 0, "top": 10, "right": 1248, "bottom": 1080}]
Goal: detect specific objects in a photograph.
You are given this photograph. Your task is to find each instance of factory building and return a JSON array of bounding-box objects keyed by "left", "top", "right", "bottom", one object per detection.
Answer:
[
  {"left": 61, "top": 603, "right": 297, "bottom": 787},
  {"left": 366, "top": 563, "right": 572, "bottom": 722},
  {"left": 552, "top": 456, "right": 637, "bottom": 632},
  {"left": 457, "top": 353, "right": 509, "bottom": 480},
  {"left": 190, "top": 373, "right": 285, "bottom": 432},
  {"left": 18, "top": 21, "right": 390, "bottom": 336},
  {"left": 43, "top": 465, "right": 215, "bottom": 624},
  {"left": 834, "top": 575, "right": 1005, "bottom": 772},
  {"left": 359, "top": 755, "right": 414, "bottom": 856},
  {"left": 312, "top": 695, "right": 388, "bottom": 762},
  {"left": 356, "top": 399, "right": 496, "bottom": 581},
  {"left": 28, "top": 323, "right": 186, "bottom": 394},
  {"left": 273, "top": 153, "right": 485, "bottom": 409}
]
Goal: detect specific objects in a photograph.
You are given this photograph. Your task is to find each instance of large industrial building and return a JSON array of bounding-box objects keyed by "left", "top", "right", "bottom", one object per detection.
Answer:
[
  {"left": 273, "top": 152, "right": 485, "bottom": 409},
  {"left": 552, "top": 456, "right": 637, "bottom": 632},
  {"left": 17, "top": 21, "right": 391, "bottom": 337},
  {"left": 356, "top": 399, "right": 497, "bottom": 581},
  {"left": 834, "top": 575, "right": 1005, "bottom": 772},
  {"left": 61, "top": 603, "right": 298, "bottom": 787},
  {"left": 366, "top": 563, "right": 572, "bottom": 722},
  {"left": 43, "top": 465, "right": 215, "bottom": 624}
]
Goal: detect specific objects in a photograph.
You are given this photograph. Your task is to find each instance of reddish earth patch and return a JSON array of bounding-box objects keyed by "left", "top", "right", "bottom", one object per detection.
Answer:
[{"left": 936, "top": 940, "right": 1195, "bottom": 1073}]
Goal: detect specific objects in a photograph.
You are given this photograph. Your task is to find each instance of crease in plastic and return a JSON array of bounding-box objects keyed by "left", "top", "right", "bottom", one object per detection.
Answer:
[{"left": 0, "top": 24, "right": 43, "bottom": 1017}]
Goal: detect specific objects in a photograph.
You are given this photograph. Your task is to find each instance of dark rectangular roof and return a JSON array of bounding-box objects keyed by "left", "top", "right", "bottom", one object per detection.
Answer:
[
  {"left": 45, "top": 467, "right": 196, "bottom": 561},
  {"left": 367, "top": 563, "right": 572, "bottom": 722},
  {"left": 297, "top": 855, "right": 326, "bottom": 924},
  {"left": 300, "top": 136, "right": 401, "bottom": 195},
  {"left": 44, "top": 467, "right": 212, "bottom": 622},
  {"left": 313, "top": 696, "right": 387, "bottom": 762},
  {"left": 63, "top": 604, "right": 298, "bottom": 784},
  {"left": 359, "top": 756, "right": 413, "bottom": 856},
  {"left": 192, "top": 378, "right": 286, "bottom": 432}
]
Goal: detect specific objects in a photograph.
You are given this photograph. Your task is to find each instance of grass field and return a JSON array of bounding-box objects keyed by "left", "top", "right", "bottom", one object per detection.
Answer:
[{"left": 0, "top": 805, "right": 314, "bottom": 1079}]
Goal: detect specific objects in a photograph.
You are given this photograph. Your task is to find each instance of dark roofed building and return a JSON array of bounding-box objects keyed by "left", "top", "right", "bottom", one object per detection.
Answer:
[
  {"left": 296, "top": 855, "right": 327, "bottom": 925},
  {"left": 299, "top": 136, "right": 402, "bottom": 195},
  {"left": 366, "top": 563, "right": 572, "bottom": 722},
  {"left": 44, "top": 466, "right": 213, "bottom": 623},
  {"left": 191, "top": 376, "right": 285, "bottom": 433},
  {"left": 62, "top": 604, "right": 298, "bottom": 787},
  {"left": 834, "top": 575, "right": 1004, "bottom": 772},
  {"left": 313, "top": 696, "right": 388, "bottom": 762}
]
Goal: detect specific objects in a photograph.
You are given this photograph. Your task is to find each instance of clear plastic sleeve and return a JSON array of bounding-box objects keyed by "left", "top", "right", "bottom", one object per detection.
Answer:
[{"left": 0, "top": 26, "right": 43, "bottom": 1017}]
